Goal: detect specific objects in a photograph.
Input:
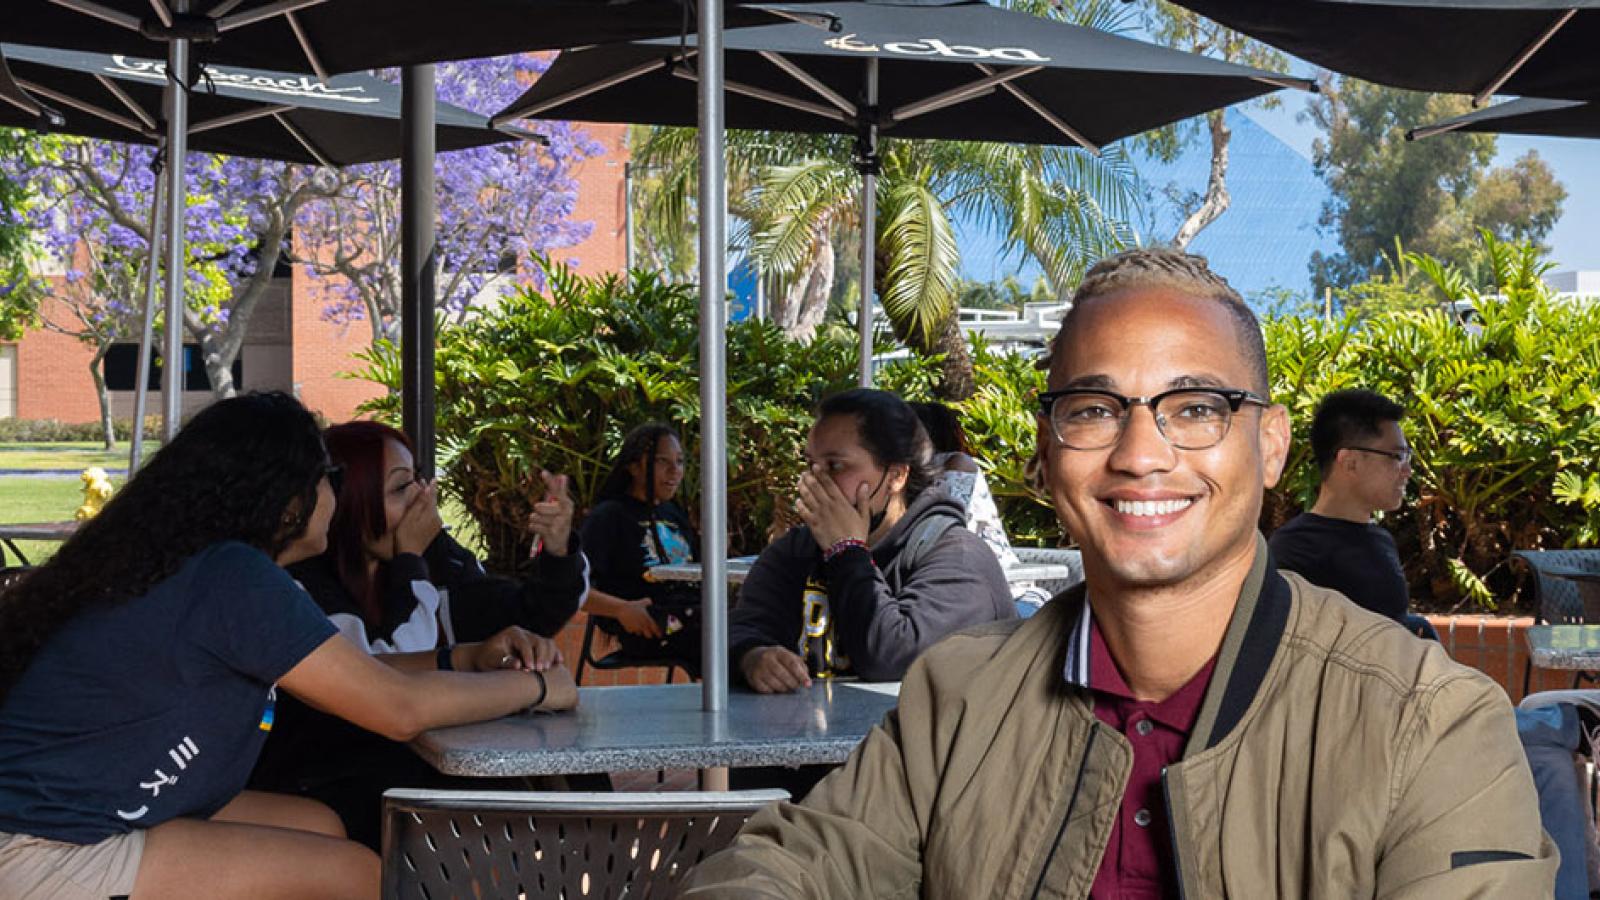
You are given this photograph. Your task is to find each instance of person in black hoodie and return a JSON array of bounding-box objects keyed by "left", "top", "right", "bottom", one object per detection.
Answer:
[
  {"left": 251, "top": 419, "right": 586, "bottom": 847},
  {"left": 732, "top": 389, "right": 1015, "bottom": 692},
  {"left": 580, "top": 422, "right": 705, "bottom": 672}
]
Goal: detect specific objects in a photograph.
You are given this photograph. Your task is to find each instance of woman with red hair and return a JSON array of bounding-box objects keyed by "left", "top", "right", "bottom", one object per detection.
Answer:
[{"left": 251, "top": 420, "right": 586, "bottom": 846}]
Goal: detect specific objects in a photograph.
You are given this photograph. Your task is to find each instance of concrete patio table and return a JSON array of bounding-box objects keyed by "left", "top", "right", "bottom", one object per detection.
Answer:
[
  {"left": 0, "top": 521, "right": 77, "bottom": 566},
  {"left": 412, "top": 681, "right": 900, "bottom": 778},
  {"left": 648, "top": 558, "right": 1073, "bottom": 586}
]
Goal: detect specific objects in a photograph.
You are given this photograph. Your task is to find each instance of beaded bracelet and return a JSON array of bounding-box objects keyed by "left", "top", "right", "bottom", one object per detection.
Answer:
[{"left": 823, "top": 538, "right": 869, "bottom": 562}]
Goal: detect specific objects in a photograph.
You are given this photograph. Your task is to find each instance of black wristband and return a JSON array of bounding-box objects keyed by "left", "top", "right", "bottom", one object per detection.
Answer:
[
  {"left": 436, "top": 645, "right": 454, "bottom": 671},
  {"left": 530, "top": 669, "right": 548, "bottom": 709}
]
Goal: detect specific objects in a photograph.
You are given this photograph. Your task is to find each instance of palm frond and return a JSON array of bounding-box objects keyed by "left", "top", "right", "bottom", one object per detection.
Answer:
[{"left": 877, "top": 178, "right": 960, "bottom": 351}]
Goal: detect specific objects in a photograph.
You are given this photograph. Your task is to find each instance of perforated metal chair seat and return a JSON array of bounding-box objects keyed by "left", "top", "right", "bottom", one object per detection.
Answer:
[
  {"left": 1515, "top": 549, "right": 1600, "bottom": 625},
  {"left": 1011, "top": 546, "right": 1085, "bottom": 597},
  {"left": 381, "top": 788, "right": 787, "bottom": 899}
]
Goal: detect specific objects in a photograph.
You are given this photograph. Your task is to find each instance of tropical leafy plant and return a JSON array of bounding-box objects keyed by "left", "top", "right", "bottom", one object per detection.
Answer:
[{"left": 1266, "top": 233, "right": 1600, "bottom": 612}]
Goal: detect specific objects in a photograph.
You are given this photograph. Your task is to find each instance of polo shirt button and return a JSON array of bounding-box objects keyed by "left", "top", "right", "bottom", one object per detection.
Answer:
[
  {"left": 1134, "top": 808, "right": 1152, "bottom": 828},
  {"left": 1134, "top": 719, "right": 1153, "bottom": 736}
]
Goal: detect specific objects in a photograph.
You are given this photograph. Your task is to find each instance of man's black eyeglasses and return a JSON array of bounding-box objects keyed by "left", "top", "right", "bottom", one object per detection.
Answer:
[
  {"left": 1038, "top": 387, "right": 1270, "bottom": 451},
  {"left": 322, "top": 463, "right": 344, "bottom": 493},
  {"left": 1343, "top": 446, "right": 1412, "bottom": 466}
]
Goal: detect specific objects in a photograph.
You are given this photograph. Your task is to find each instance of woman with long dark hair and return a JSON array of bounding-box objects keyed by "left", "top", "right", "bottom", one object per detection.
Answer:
[
  {"left": 579, "top": 422, "right": 703, "bottom": 670},
  {"left": 0, "top": 393, "right": 574, "bottom": 900},
  {"left": 730, "top": 389, "right": 1014, "bottom": 693},
  {"left": 252, "top": 418, "right": 585, "bottom": 847}
]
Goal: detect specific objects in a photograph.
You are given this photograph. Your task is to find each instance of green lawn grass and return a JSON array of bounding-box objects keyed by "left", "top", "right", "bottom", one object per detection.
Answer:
[
  {"left": 0, "top": 442, "right": 157, "bottom": 472},
  {"left": 1, "top": 464, "right": 478, "bottom": 566},
  {"left": 0, "top": 476, "right": 105, "bottom": 565}
]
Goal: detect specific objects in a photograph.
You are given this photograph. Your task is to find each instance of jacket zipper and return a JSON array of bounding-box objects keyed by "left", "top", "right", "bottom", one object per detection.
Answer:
[
  {"left": 1029, "top": 722, "right": 1101, "bottom": 900},
  {"left": 1163, "top": 767, "right": 1187, "bottom": 900}
]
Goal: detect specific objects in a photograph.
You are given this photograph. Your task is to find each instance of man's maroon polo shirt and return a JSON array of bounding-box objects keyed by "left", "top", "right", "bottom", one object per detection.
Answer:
[{"left": 1061, "top": 601, "right": 1218, "bottom": 900}]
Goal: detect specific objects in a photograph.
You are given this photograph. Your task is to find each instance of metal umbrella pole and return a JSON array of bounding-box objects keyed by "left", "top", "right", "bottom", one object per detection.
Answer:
[
  {"left": 128, "top": 157, "right": 165, "bottom": 472},
  {"left": 401, "top": 64, "right": 438, "bottom": 480},
  {"left": 159, "top": 4, "right": 190, "bottom": 442},
  {"left": 698, "top": 0, "right": 729, "bottom": 717},
  {"left": 855, "top": 57, "right": 878, "bottom": 388}
]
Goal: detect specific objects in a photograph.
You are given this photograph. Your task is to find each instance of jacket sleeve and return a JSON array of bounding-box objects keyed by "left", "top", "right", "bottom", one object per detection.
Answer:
[
  {"left": 1373, "top": 670, "right": 1559, "bottom": 898},
  {"left": 292, "top": 554, "right": 442, "bottom": 655},
  {"left": 427, "top": 531, "right": 587, "bottom": 642},
  {"left": 727, "top": 529, "right": 813, "bottom": 678},
  {"left": 827, "top": 528, "right": 1013, "bottom": 682},
  {"left": 681, "top": 647, "right": 952, "bottom": 897}
]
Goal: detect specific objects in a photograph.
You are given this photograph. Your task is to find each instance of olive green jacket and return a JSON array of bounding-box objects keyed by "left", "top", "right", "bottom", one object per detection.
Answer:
[{"left": 682, "top": 538, "right": 1557, "bottom": 899}]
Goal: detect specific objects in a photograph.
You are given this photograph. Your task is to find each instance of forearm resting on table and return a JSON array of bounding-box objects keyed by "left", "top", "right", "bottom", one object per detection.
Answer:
[{"left": 280, "top": 635, "right": 576, "bottom": 742}]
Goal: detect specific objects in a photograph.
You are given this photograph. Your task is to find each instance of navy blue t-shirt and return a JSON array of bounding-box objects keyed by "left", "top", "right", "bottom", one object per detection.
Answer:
[{"left": 0, "top": 541, "right": 337, "bottom": 843}]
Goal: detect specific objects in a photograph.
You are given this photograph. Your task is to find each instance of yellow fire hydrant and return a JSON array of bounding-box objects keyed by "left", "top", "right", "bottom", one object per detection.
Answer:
[{"left": 75, "top": 467, "right": 114, "bottom": 520}]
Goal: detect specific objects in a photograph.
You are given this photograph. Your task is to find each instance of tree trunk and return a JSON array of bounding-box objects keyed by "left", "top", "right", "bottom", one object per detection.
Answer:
[
  {"left": 931, "top": 313, "right": 976, "bottom": 401},
  {"left": 772, "top": 232, "right": 834, "bottom": 341},
  {"left": 89, "top": 343, "right": 114, "bottom": 450},
  {"left": 1172, "top": 110, "right": 1232, "bottom": 250}
]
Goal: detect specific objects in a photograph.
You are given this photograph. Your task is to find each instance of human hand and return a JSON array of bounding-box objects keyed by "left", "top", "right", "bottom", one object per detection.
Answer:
[
  {"left": 616, "top": 597, "right": 663, "bottom": 639},
  {"left": 740, "top": 645, "right": 812, "bottom": 694},
  {"left": 392, "top": 479, "right": 444, "bottom": 557},
  {"left": 795, "top": 468, "right": 871, "bottom": 551},
  {"left": 527, "top": 471, "right": 574, "bottom": 557},
  {"left": 468, "top": 626, "right": 563, "bottom": 672}
]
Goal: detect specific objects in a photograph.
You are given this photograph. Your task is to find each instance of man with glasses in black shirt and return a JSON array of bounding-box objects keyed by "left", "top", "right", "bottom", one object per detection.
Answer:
[{"left": 1269, "top": 389, "right": 1436, "bottom": 636}]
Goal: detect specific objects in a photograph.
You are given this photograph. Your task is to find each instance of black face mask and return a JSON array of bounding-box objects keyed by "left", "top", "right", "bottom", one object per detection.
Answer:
[{"left": 866, "top": 470, "right": 892, "bottom": 534}]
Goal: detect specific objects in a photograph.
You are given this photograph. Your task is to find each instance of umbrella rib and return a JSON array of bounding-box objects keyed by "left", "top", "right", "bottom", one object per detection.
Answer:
[
  {"left": 1250, "top": 75, "right": 1313, "bottom": 93},
  {"left": 283, "top": 10, "right": 331, "bottom": 81},
  {"left": 974, "top": 64, "right": 1098, "bottom": 156},
  {"left": 207, "top": 0, "right": 248, "bottom": 16},
  {"left": 94, "top": 74, "right": 159, "bottom": 131},
  {"left": 190, "top": 103, "right": 293, "bottom": 134},
  {"left": 889, "top": 66, "right": 1042, "bottom": 124},
  {"left": 490, "top": 55, "right": 680, "bottom": 126},
  {"left": 1407, "top": 119, "right": 1470, "bottom": 142},
  {"left": 216, "top": 0, "right": 327, "bottom": 31},
  {"left": 670, "top": 67, "right": 855, "bottom": 126},
  {"left": 758, "top": 51, "right": 856, "bottom": 115},
  {"left": 146, "top": 0, "right": 173, "bottom": 29},
  {"left": 47, "top": 0, "right": 143, "bottom": 32},
  {"left": 272, "top": 110, "right": 335, "bottom": 167},
  {"left": 16, "top": 77, "right": 149, "bottom": 135},
  {"left": 0, "top": 52, "right": 46, "bottom": 118},
  {"left": 1473, "top": 9, "right": 1576, "bottom": 107}
]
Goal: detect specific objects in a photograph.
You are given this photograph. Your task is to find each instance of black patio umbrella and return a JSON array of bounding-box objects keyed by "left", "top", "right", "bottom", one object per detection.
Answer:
[
  {"left": 1409, "top": 96, "right": 1600, "bottom": 140},
  {"left": 1168, "top": 0, "right": 1600, "bottom": 106},
  {"left": 0, "top": 43, "right": 520, "bottom": 165},
  {"left": 0, "top": 42, "right": 524, "bottom": 472},
  {"left": 493, "top": 0, "right": 1312, "bottom": 383}
]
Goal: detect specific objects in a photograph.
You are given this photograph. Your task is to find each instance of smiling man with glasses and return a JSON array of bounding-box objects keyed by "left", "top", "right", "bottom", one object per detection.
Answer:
[
  {"left": 1269, "top": 389, "right": 1430, "bottom": 633},
  {"left": 682, "top": 249, "right": 1553, "bottom": 899}
]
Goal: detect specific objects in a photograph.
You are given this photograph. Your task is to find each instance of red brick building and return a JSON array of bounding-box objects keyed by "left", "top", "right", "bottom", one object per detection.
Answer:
[{"left": 0, "top": 123, "right": 629, "bottom": 425}]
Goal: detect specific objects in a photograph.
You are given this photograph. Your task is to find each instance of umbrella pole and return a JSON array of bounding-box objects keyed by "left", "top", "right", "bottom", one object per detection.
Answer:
[
  {"left": 856, "top": 58, "right": 878, "bottom": 388},
  {"left": 160, "top": 17, "right": 190, "bottom": 442},
  {"left": 401, "top": 65, "right": 438, "bottom": 479},
  {"left": 699, "top": 0, "right": 729, "bottom": 716},
  {"left": 129, "top": 164, "right": 166, "bottom": 473}
]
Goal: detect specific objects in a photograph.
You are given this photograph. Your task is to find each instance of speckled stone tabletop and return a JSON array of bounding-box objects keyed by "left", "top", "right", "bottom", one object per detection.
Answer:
[
  {"left": 1525, "top": 624, "right": 1600, "bottom": 669},
  {"left": 413, "top": 681, "right": 901, "bottom": 777}
]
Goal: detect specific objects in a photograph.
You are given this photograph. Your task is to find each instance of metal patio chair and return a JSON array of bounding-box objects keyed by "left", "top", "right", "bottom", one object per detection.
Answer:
[
  {"left": 1515, "top": 549, "right": 1600, "bottom": 694},
  {"left": 1011, "top": 546, "right": 1085, "bottom": 598},
  {"left": 381, "top": 788, "right": 787, "bottom": 899}
]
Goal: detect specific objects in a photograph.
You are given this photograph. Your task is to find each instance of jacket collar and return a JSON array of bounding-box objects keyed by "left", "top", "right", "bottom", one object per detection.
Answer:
[{"left": 1054, "top": 533, "right": 1292, "bottom": 757}]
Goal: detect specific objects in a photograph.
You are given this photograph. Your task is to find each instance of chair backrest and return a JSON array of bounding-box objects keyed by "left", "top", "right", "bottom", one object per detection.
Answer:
[
  {"left": 1513, "top": 549, "right": 1600, "bottom": 624},
  {"left": 1011, "top": 547, "right": 1086, "bottom": 597},
  {"left": 382, "top": 788, "right": 788, "bottom": 899}
]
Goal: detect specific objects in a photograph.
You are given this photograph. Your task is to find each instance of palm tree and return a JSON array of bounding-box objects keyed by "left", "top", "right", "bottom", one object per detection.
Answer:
[{"left": 631, "top": 1, "right": 1143, "bottom": 399}]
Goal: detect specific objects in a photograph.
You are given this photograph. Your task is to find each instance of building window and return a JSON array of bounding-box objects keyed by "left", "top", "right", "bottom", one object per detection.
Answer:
[{"left": 104, "top": 343, "right": 242, "bottom": 392}]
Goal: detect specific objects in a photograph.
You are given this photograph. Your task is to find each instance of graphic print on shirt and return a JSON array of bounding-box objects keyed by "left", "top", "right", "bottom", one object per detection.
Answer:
[
  {"left": 114, "top": 736, "right": 200, "bottom": 821},
  {"left": 640, "top": 519, "right": 693, "bottom": 566},
  {"left": 798, "top": 578, "right": 849, "bottom": 677}
]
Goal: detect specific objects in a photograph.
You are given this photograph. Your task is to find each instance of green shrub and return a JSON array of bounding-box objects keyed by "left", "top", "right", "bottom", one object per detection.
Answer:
[
  {"left": 0, "top": 417, "right": 160, "bottom": 442},
  {"left": 1265, "top": 234, "right": 1600, "bottom": 613}
]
